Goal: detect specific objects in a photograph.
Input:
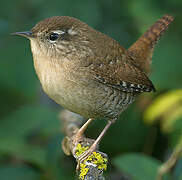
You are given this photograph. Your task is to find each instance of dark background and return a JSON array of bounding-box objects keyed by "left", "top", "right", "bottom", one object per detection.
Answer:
[{"left": 0, "top": 0, "right": 182, "bottom": 180}]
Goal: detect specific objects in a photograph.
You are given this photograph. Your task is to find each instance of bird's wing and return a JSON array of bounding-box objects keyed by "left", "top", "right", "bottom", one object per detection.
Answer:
[{"left": 83, "top": 49, "right": 155, "bottom": 93}]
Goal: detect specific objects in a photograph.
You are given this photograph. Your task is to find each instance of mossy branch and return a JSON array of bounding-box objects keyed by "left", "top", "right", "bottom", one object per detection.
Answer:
[{"left": 59, "top": 109, "right": 108, "bottom": 180}]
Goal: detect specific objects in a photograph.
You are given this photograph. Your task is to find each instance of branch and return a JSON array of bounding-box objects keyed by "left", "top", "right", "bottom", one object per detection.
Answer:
[
  {"left": 156, "top": 136, "right": 182, "bottom": 180},
  {"left": 59, "top": 109, "right": 108, "bottom": 180}
]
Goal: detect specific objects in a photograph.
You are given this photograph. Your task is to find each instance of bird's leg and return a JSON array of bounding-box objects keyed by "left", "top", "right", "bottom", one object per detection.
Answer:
[
  {"left": 76, "top": 120, "right": 113, "bottom": 170},
  {"left": 73, "top": 118, "right": 94, "bottom": 145}
]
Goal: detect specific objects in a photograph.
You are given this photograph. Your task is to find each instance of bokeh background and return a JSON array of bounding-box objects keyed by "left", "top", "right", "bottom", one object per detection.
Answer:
[{"left": 0, "top": 0, "right": 182, "bottom": 180}]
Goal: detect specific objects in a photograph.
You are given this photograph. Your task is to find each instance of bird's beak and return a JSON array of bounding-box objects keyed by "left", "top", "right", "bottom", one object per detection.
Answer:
[{"left": 11, "top": 31, "right": 35, "bottom": 38}]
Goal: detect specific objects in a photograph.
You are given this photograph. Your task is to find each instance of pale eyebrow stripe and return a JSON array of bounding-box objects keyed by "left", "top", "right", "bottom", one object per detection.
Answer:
[
  {"left": 68, "top": 29, "right": 77, "bottom": 35},
  {"left": 52, "top": 30, "right": 66, "bottom": 35}
]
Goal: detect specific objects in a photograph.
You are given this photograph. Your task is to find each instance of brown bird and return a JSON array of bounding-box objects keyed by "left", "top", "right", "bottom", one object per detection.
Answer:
[{"left": 13, "top": 14, "right": 174, "bottom": 165}]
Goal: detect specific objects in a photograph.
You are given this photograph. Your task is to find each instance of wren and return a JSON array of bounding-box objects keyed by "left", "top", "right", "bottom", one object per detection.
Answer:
[{"left": 13, "top": 15, "right": 174, "bottom": 165}]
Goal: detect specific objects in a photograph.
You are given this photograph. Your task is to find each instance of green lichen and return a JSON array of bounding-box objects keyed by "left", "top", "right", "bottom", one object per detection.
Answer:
[
  {"left": 76, "top": 143, "right": 108, "bottom": 180},
  {"left": 79, "top": 163, "right": 89, "bottom": 180},
  {"left": 75, "top": 143, "right": 89, "bottom": 157},
  {"left": 85, "top": 151, "right": 107, "bottom": 170}
]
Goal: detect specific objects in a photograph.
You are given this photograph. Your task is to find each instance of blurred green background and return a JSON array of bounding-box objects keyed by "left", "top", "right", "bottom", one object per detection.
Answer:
[{"left": 0, "top": 0, "right": 182, "bottom": 180}]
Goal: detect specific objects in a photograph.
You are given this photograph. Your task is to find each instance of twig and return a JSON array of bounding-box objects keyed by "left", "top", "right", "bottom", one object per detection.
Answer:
[
  {"left": 59, "top": 109, "right": 108, "bottom": 180},
  {"left": 156, "top": 137, "right": 182, "bottom": 180}
]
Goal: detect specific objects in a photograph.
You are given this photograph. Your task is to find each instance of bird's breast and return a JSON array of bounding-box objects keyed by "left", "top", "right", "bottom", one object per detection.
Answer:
[
  {"left": 32, "top": 55, "right": 100, "bottom": 117},
  {"left": 32, "top": 54, "right": 136, "bottom": 119}
]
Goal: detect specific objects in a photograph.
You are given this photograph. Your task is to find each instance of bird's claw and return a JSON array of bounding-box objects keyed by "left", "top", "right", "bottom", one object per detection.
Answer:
[{"left": 76, "top": 147, "right": 96, "bottom": 171}]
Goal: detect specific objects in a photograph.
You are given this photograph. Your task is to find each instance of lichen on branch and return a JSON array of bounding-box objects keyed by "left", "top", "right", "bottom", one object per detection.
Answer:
[{"left": 59, "top": 109, "right": 108, "bottom": 180}]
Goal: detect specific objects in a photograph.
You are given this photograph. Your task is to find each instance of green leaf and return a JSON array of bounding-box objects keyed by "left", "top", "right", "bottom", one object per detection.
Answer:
[
  {"left": 144, "top": 90, "right": 182, "bottom": 133},
  {"left": 0, "top": 105, "right": 60, "bottom": 138},
  {"left": 19, "top": 145, "right": 47, "bottom": 169},
  {"left": 0, "top": 105, "right": 60, "bottom": 168},
  {"left": 114, "top": 153, "right": 170, "bottom": 180},
  {"left": 0, "top": 165, "right": 41, "bottom": 180},
  {"left": 0, "top": 137, "right": 47, "bottom": 168}
]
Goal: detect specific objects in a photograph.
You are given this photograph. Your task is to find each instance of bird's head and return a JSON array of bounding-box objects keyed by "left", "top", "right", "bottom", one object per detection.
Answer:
[{"left": 12, "top": 16, "right": 94, "bottom": 59}]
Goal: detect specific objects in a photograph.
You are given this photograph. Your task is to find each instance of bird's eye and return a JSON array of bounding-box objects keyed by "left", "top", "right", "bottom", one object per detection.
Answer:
[{"left": 49, "top": 33, "right": 59, "bottom": 41}]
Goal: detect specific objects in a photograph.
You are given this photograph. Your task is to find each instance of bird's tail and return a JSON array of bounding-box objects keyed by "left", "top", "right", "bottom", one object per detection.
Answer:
[{"left": 128, "top": 15, "right": 174, "bottom": 75}]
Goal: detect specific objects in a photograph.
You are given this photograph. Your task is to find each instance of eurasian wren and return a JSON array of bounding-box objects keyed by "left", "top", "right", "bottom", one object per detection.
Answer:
[{"left": 13, "top": 14, "right": 174, "bottom": 165}]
